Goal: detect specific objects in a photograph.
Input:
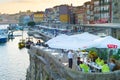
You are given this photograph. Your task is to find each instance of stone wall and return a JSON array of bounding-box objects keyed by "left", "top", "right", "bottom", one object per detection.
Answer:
[{"left": 26, "top": 46, "right": 120, "bottom": 80}]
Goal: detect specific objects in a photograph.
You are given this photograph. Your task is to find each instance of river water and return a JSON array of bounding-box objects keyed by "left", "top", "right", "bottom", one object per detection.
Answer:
[{"left": 0, "top": 31, "right": 31, "bottom": 80}]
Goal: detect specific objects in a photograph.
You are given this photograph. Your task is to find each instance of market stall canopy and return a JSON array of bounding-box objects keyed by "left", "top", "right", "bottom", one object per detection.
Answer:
[{"left": 92, "top": 36, "right": 120, "bottom": 49}]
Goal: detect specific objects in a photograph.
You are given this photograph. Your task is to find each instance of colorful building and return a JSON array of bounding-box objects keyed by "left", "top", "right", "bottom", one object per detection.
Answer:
[
  {"left": 112, "top": 0, "right": 120, "bottom": 23},
  {"left": 45, "top": 8, "right": 52, "bottom": 23},
  {"left": 83, "top": 1, "right": 91, "bottom": 24},
  {"left": 30, "top": 0, "right": 120, "bottom": 25},
  {"left": 93, "top": 0, "right": 111, "bottom": 23},
  {"left": 74, "top": 6, "right": 84, "bottom": 24},
  {"left": 59, "top": 5, "right": 70, "bottom": 23},
  {"left": 33, "top": 11, "right": 44, "bottom": 24}
]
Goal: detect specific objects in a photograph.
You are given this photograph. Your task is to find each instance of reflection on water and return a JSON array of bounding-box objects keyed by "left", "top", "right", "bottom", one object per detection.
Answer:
[{"left": 0, "top": 31, "right": 30, "bottom": 80}]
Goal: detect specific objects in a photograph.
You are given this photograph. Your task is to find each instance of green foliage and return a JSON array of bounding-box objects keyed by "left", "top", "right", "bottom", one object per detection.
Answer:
[
  {"left": 111, "top": 49, "right": 120, "bottom": 60},
  {"left": 27, "top": 21, "right": 36, "bottom": 27},
  {"left": 88, "top": 50, "right": 98, "bottom": 61},
  {"left": 98, "top": 48, "right": 108, "bottom": 60}
]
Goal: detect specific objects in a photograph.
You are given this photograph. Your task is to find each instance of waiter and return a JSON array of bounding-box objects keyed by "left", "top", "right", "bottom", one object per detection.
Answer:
[{"left": 68, "top": 50, "right": 73, "bottom": 69}]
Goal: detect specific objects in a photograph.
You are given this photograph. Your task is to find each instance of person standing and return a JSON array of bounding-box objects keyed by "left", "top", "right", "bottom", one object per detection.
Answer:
[{"left": 68, "top": 50, "right": 74, "bottom": 69}]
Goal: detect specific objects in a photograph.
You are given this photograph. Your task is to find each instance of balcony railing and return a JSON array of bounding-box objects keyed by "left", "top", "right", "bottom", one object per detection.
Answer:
[
  {"left": 100, "top": 2, "right": 110, "bottom": 5},
  {"left": 100, "top": 10, "right": 109, "bottom": 13}
]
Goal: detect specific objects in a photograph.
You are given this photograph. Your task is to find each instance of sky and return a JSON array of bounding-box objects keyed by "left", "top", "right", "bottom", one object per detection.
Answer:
[{"left": 0, "top": 0, "right": 90, "bottom": 14}]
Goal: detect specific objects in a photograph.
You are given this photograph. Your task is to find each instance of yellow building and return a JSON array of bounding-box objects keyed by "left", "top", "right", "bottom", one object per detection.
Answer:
[
  {"left": 33, "top": 12, "right": 44, "bottom": 24},
  {"left": 59, "top": 14, "right": 69, "bottom": 23}
]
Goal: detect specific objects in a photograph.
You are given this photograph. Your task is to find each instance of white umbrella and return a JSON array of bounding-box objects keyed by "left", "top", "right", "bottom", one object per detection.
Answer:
[
  {"left": 93, "top": 36, "right": 120, "bottom": 49},
  {"left": 70, "top": 32, "right": 100, "bottom": 41},
  {"left": 46, "top": 34, "right": 93, "bottom": 50},
  {"left": 48, "top": 40, "right": 91, "bottom": 50},
  {"left": 46, "top": 34, "right": 69, "bottom": 45},
  {"left": 92, "top": 36, "right": 120, "bottom": 62}
]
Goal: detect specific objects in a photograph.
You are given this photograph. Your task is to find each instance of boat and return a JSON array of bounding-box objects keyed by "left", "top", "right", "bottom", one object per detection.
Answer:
[
  {"left": 18, "top": 39, "right": 25, "bottom": 49},
  {"left": 8, "top": 31, "right": 14, "bottom": 39},
  {"left": 0, "top": 25, "right": 9, "bottom": 43}
]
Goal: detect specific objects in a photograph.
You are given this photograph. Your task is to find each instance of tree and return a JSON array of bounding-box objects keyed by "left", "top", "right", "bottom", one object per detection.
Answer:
[{"left": 27, "top": 21, "right": 36, "bottom": 27}]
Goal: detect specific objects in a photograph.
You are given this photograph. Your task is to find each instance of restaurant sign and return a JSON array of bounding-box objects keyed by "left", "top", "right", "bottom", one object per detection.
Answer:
[{"left": 107, "top": 44, "right": 118, "bottom": 48}]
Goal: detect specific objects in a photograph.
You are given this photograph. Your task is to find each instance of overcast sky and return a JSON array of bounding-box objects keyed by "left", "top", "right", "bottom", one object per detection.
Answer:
[{"left": 0, "top": 0, "right": 90, "bottom": 14}]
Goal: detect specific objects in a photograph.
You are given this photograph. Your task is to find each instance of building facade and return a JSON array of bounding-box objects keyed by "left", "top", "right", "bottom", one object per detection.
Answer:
[
  {"left": 33, "top": 12, "right": 44, "bottom": 24},
  {"left": 112, "top": 0, "right": 120, "bottom": 23}
]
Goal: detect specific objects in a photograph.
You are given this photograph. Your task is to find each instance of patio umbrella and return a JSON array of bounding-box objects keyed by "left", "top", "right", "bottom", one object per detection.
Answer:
[
  {"left": 46, "top": 34, "right": 94, "bottom": 50},
  {"left": 92, "top": 36, "right": 120, "bottom": 62},
  {"left": 70, "top": 32, "right": 100, "bottom": 41},
  {"left": 93, "top": 36, "right": 120, "bottom": 49},
  {"left": 45, "top": 34, "right": 69, "bottom": 45}
]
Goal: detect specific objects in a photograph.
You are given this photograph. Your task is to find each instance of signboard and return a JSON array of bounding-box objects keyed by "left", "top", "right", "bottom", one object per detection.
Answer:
[{"left": 107, "top": 44, "right": 118, "bottom": 48}]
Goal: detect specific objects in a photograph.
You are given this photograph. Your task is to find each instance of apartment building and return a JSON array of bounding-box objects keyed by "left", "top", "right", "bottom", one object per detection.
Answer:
[
  {"left": 112, "top": 0, "right": 120, "bottom": 23},
  {"left": 33, "top": 11, "right": 44, "bottom": 24}
]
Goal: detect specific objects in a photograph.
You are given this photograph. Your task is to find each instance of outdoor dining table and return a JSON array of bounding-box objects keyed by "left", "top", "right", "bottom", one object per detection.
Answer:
[{"left": 84, "top": 61, "right": 102, "bottom": 72}]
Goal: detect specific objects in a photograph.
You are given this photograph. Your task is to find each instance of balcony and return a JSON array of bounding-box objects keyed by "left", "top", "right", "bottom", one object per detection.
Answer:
[
  {"left": 100, "top": 10, "right": 109, "bottom": 13},
  {"left": 100, "top": 2, "right": 110, "bottom": 6}
]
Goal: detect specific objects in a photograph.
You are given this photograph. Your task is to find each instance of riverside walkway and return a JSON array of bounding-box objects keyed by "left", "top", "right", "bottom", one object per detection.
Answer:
[{"left": 26, "top": 27, "right": 120, "bottom": 80}]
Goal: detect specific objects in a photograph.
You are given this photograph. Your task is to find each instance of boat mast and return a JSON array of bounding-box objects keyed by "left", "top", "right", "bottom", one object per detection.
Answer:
[{"left": 22, "top": 26, "right": 24, "bottom": 40}]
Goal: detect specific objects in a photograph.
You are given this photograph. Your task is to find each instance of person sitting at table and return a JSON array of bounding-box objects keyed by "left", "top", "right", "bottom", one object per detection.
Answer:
[
  {"left": 99, "top": 58, "right": 104, "bottom": 66},
  {"left": 79, "top": 62, "right": 90, "bottom": 73},
  {"left": 95, "top": 57, "right": 104, "bottom": 66},
  {"left": 77, "top": 57, "right": 82, "bottom": 71},
  {"left": 102, "top": 61, "right": 110, "bottom": 73},
  {"left": 108, "top": 59, "right": 116, "bottom": 71},
  {"left": 77, "top": 57, "right": 83, "bottom": 65},
  {"left": 95, "top": 57, "right": 100, "bottom": 63}
]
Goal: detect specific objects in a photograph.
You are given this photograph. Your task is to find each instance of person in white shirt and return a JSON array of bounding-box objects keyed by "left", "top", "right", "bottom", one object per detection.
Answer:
[{"left": 68, "top": 50, "right": 73, "bottom": 69}]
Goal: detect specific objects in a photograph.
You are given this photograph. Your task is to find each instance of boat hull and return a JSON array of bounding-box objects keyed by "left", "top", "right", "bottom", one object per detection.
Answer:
[{"left": 0, "top": 38, "right": 7, "bottom": 43}]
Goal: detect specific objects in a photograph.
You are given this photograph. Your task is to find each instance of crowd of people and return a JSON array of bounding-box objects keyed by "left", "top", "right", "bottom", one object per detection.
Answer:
[
  {"left": 28, "top": 38, "right": 119, "bottom": 73},
  {"left": 67, "top": 50, "right": 118, "bottom": 73}
]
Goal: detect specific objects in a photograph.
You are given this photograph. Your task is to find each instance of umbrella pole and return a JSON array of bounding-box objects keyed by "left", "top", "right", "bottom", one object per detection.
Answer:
[{"left": 107, "top": 48, "right": 111, "bottom": 63}]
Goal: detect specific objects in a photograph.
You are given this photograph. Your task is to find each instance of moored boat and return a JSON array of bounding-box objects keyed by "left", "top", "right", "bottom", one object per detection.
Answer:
[
  {"left": 18, "top": 39, "right": 25, "bottom": 49},
  {"left": 0, "top": 35, "right": 8, "bottom": 43},
  {"left": 0, "top": 25, "right": 9, "bottom": 43}
]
